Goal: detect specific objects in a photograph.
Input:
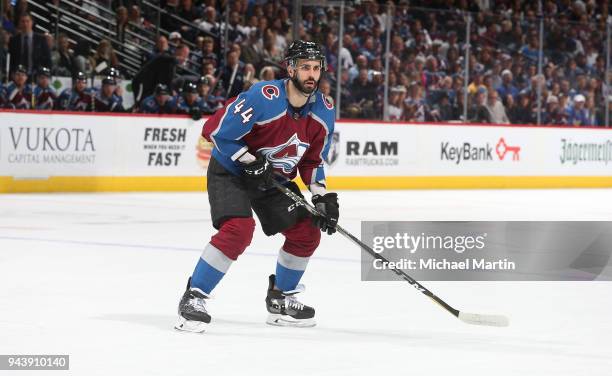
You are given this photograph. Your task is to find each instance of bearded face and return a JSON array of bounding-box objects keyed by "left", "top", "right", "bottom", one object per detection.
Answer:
[{"left": 289, "top": 59, "right": 322, "bottom": 95}]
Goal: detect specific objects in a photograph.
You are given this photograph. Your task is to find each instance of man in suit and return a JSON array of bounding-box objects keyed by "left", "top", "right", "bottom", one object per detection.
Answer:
[{"left": 9, "top": 13, "right": 52, "bottom": 75}]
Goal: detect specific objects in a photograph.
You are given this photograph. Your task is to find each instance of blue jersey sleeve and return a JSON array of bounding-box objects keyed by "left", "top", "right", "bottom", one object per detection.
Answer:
[
  {"left": 210, "top": 87, "right": 265, "bottom": 162},
  {"left": 299, "top": 93, "right": 336, "bottom": 187}
]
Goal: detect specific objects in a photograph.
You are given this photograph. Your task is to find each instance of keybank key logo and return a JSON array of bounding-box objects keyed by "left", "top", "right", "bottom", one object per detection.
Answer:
[
  {"left": 496, "top": 137, "right": 520, "bottom": 161},
  {"left": 441, "top": 137, "right": 520, "bottom": 164}
]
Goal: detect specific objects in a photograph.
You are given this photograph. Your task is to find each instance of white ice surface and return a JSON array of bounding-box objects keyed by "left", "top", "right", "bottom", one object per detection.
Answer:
[{"left": 1, "top": 189, "right": 611, "bottom": 376}]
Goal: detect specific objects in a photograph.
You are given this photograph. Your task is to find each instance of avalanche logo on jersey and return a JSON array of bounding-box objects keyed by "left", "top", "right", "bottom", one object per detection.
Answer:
[
  {"left": 261, "top": 84, "right": 280, "bottom": 100},
  {"left": 322, "top": 94, "right": 334, "bottom": 110},
  {"left": 258, "top": 134, "right": 309, "bottom": 174}
]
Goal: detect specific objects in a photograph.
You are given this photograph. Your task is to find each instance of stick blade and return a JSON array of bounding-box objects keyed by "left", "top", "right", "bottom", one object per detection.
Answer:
[{"left": 458, "top": 312, "right": 510, "bottom": 327}]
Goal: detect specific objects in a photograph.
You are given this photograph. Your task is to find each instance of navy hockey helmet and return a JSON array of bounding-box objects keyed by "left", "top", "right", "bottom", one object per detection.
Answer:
[
  {"left": 38, "top": 66, "right": 52, "bottom": 78},
  {"left": 183, "top": 81, "right": 198, "bottom": 94},
  {"left": 75, "top": 71, "right": 88, "bottom": 81},
  {"left": 102, "top": 76, "right": 116, "bottom": 86},
  {"left": 284, "top": 40, "right": 327, "bottom": 71},
  {"left": 15, "top": 64, "right": 28, "bottom": 74},
  {"left": 154, "top": 83, "right": 169, "bottom": 95}
]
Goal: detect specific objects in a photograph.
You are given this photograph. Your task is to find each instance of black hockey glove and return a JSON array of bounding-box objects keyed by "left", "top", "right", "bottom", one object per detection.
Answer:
[
  {"left": 240, "top": 154, "right": 273, "bottom": 190},
  {"left": 189, "top": 107, "right": 202, "bottom": 121},
  {"left": 312, "top": 193, "right": 339, "bottom": 235}
]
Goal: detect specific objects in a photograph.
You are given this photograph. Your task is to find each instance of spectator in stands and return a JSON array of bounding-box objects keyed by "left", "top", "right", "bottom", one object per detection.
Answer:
[
  {"left": 220, "top": 50, "right": 247, "bottom": 99},
  {"left": 145, "top": 35, "right": 169, "bottom": 63},
  {"left": 139, "top": 83, "right": 173, "bottom": 114},
  {"left": 566, "top": 94, "right": 590, "bottom": 126},
  {"left": 200, "top": 36, "right": 217, "bottom": 67},
  {"left": 387, "top": 86, "right": 404, "bottom": 121},
  {"left": 57, "top": 71, "right": 93, "bottom": 111},
  {"left": 509, "top": 93, "right": 535, "bottom": 124},
  {"left": 177, "top": 0, "right": 202, "bottom": 42},
  {"left": 240, "top": 30, "right": 262, "bottom": 70},
  {"left": 350, "top": 68, "right": 375, "bottom": 105},
  {"left": 260, "top": 29, "right": 284, "bottom": 64},
  {"left": 585, "top": 94, "right": 598, "bottom": 126},
  {"left": 468, "top": 87, "right": 491, "bottom": 123},
  {"left": 160, "top": 0, "right": 181, "bottom": 34},
  {"left": 348, "top": 55, "right": 368, "bottom": 84},
  {"left": 168, "top": 31, "right": 182, "bottom": 52},
  {"left": 1, "top": 1, "right": 15, "bottom": 34},
  {"left": 115, "top": 6, "right": 129, "bottom": 44},
  {"left": 9, "top": 12, "right": 52, "bottom": 75},
  {"left": 12, "top": 0, "right": 29, "bottom": 25},
  {"left": 404, "top": 83, "right": 427, "bottom": 122},
  {"left": 595, "top": 97, "right": 612, "bottom": 127},
  {"left": 259, "top": 66, "right": 276, "bottom": 82},
  {"left": 51, "top": 33, "right": 76, "bottom": 77},
  {"left": 93, "top": 75, "right": 124, "bottom": 112},
  {"left": 132, "top": 43, "right": 190, "bottom": 105},
  {"left": 485, "top": 89, "right": 510, "bottom": 124},
  {"left": 202, "top": 60, "right": 215, "bottom": 77},
  {"left": 4, "top": 64, "right": 31, "bottom": 109},
  {"left": 198, "top": 6, "right": 217, "bottom": 34},
  {"left": 226, "top": 11, "right": 247, "bottom": 43},
  {"left": 541, "top": 95, "right": 566, "bottom": 125},
  {"left": 430, "top": 92, "right": 455, "bottom": 122},
  {"left": 89, "top": 39, "right": 119, "bottom": 74},
  {"left": 128, "top": 5, "right": 149, "bottom": 30},
  {"left": 497, "top": 69, "right": 519, "bottom": 100},
  {"left": 32, "top": 66, "right": 57, "bottom": 110},
  {"left": 319, "top": 78, "right": 332, "bottom": 103},
  {"left": 73, "top": 39, "right": 93, "bottom": 75}
]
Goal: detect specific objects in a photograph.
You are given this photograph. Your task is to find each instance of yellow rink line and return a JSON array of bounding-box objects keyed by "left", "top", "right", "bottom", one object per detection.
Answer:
[{"left": 2, "top": 176, "right": 612, "bottom": 193}]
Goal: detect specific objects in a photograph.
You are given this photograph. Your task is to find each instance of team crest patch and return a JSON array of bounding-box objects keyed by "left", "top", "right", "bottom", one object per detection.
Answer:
[
  {"left": 258, "top": 134, "right": 310, "bottom": 173},
  {"left": 324, "top": 131, "right": 340, "bottom": 166},
  {"left": 322, "top": 94, "right": 334, "bottom": 110},
  {"left": 261, "top": 85, "right": 280, "bottom": 100}
]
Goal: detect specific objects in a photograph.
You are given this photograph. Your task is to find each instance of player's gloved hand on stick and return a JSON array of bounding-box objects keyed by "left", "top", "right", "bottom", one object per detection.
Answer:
[
  {"left": 240, "top": 154, "right": 272, "bottom": 189},
  {"left": 312, "top": 193, "right": 339, "bottom": 235}
]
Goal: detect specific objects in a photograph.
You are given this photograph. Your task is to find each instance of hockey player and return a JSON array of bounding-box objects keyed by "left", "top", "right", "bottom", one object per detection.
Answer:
[
  {"left": 4, "top": 65, "right": 32, "bottom": 109},
  {"left": 32, "top": 67, "right": 57, "bottom": 110},
  {"left": 176, "top": 40, "right": 338, "bottom": 332},
  {"left": 171, "top": 81, "right": 208, "bottom": 120},
  {"left": 93, "top": 76, "right": 124, "bottom": 112},
  {"left": 139, "top": 83, "right": 173, "bottom": 114},
  {"left": 57, "top": 72, "right": 93, "bottom": 111}
]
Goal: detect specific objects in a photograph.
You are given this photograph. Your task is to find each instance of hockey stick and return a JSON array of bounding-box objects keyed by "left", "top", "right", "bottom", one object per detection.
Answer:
[{"left": 271, "top": 180, "right": 509, "bottom": 327}]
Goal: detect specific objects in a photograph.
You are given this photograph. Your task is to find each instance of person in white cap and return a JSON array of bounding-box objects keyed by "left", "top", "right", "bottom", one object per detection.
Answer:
[
  {"left": 497, "top": 69, "right": 518, "bottom": 100},
  {"left": 566, "top": 94, "right": 591, "bottom": 126},
  {"left": 542, "top": 95, "right": 567, "bottom": 125},
  {"left": 168, "top": 31, "right": 182, "bottom": 51}
]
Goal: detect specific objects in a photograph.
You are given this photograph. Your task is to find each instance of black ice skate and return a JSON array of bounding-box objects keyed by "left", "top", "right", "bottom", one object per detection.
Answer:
[
  {"left": 265, "top": 274, "right": 316, "bottom": 327},
  {"left": 175, "top": 278, "right": 211, "bottom": 333}
]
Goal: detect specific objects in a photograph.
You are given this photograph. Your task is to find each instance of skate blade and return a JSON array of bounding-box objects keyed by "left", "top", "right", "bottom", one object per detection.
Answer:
[
  {"left": 174, "top": 316, "right": 209, "bottom": 333},
  {"left": 266, "top": 314, "right": 316, "bottom": 328}
]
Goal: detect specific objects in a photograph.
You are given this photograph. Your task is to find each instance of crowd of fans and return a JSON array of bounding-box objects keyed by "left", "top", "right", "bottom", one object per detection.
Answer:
[{"left": 0, "top": 0, "right": 610, "bottom": 126}]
